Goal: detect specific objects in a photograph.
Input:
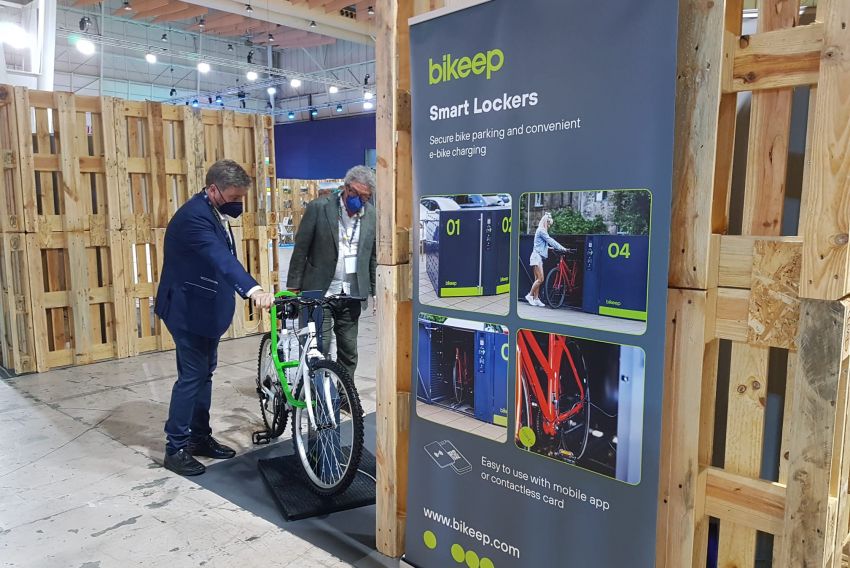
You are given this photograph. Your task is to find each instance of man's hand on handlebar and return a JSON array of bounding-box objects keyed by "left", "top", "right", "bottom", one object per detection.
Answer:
[{"left": 251, "top": 290, "right": 276, "bottom": 310}]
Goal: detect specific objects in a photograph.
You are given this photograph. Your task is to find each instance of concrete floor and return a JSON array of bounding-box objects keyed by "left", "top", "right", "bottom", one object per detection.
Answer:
[
  {"left": 416, "top": 402, "right": 506, "bottom": 443},
  {"left": 417, "top": 253, "right": 509, "bottom": 317},
  {"left": 0, "top": 246, "right": 388, "bottom": 568},
  {"left": 516, "top": 301, "right": 647, "bottom": 335}
]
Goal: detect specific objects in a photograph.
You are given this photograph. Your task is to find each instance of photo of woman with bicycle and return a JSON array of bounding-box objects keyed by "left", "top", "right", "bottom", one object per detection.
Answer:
[
  {"left": 518, "top": 190, "right": 652, "bottom": 335},
  {"left": 515, "top": 329, "right": 645, "bottom": 484},
  {"left": 525, "top": 212, "right": 567, "bottom": 308}
]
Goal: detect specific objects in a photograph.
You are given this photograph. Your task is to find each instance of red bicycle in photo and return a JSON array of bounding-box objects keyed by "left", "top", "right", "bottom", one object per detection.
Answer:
[
  {"left": 515, "top": 329, "right": 590, "bottom": 461},
  {"left": 452, "top": 346, "right": 471, "bottom": 404},
  {"left": 544, "top": 248, "right": 579, "bottom": 308}
]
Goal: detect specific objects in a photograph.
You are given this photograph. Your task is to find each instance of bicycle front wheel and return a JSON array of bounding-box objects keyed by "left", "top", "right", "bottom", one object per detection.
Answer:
[
  {"left": 257, "top": 333, "right": 288, "bottom": 438},
  {"left": 544, "top": 267, "right": 566, "bottom": 308},
  {"left": 292, "top": 359, "right": 364, "bottom": 496}
]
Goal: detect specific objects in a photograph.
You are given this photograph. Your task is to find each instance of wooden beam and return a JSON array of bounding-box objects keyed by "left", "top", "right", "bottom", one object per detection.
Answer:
[
  {"left": 272, "top": 36, "right": 336, "bottom": 49},
  {"left": 704, "top": 467, "right": 786, "bottom": 535},
  {"left": 132, "top": 2, "right": 190, "bottom": 19},
  {"left": 152, "top": 5, "right": 209, "bottom": 22},
  {"left": 779, "top": 300, "right": 849, "bottom": 565},
  {"left": 657, "top": 289, "right": 710, "bottom": 568},
  {"left": 325, "top": 0, "right": 357, "bottom": 13},
  {"left": 725, "top": 23, "right": 824, "bottom": 92},
  {"left": 668, "top": 0, "right": 731, "bottom": 289},
  {"left": 799, "top": 0, "right": 850, "bottom": 301},
  {"left": 185, "top": 13, "right": 245, "bottom": 31}
]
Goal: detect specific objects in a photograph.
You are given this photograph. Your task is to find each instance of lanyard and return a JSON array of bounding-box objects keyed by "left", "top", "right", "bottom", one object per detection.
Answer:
[
  {"left": 201, "top": 191, "right": 236, "bottom": 256},
  {"left": 340, "top": 213, "right": 360, "bottom": 250}
]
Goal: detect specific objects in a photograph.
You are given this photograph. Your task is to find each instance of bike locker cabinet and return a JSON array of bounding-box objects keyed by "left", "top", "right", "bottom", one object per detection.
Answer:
[
  {"left": 426, "top": 208, "right": 511, "bottom": 298},
  {"left": 473, "top": 329, "right": 509, "bottom": 426},
  {"left": 417, "top": 319, "right": 453, "bottom": 405},
  {"left": 581, "top": 235, "right": 649, "bottom": 321}
]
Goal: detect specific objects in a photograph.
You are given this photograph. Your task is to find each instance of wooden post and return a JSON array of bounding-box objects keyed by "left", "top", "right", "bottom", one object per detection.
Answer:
[{"left": 374, "top": 0, "right": 443, "bottom": 558}]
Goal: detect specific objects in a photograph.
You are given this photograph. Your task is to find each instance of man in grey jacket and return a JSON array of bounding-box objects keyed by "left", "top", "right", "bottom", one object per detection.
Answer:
[{"left": 286, "top": 166, "right": 377, "bottom": 378}]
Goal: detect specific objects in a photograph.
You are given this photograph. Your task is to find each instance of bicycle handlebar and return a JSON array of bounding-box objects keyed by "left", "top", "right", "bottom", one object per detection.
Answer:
[
  {"left": 273, "top": 293, "right": 367, "bottom": 309},
  {"left": 554, "top": 247, "right": 579, "bottom": 255}
]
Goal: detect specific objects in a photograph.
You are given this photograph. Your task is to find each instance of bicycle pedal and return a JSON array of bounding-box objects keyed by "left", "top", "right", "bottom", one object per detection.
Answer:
[{"left": 252, "top": 430, "right": 272, "bottom": 445}]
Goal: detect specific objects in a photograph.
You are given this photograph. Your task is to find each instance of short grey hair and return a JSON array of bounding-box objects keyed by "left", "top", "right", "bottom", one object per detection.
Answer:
[
  {"left": 344, "top": 165, "right": 376, "bottom": 193},
  {"left": 206, "top": 159, "right": 251, "bottom": 190}
]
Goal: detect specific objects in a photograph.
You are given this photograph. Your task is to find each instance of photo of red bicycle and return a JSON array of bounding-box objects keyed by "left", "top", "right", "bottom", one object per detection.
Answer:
[
  {"left": 544, "top": 248, "right": 580, "bottom": 308},
  {"left": 515, "top": 329, "right": 645, "bottom": 483}
]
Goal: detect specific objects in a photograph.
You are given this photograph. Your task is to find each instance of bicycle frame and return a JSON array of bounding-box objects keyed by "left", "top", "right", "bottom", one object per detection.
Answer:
[
  {"left": 268, "top": 290, "right": 310, "bottom": 410},
  {"left": 553, "top": 255, "right": 578, "bottom": 293},
  {"left": 516, "top": 330, "right": 586, "bottom": 438}
]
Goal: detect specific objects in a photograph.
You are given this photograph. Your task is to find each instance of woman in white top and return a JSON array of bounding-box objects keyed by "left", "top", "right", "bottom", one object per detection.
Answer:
[{"left": 526, "top": 212, "right": 566, "bottom": 307}]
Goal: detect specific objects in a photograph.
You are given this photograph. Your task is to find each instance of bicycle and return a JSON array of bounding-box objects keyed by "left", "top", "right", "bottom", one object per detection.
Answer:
[
  {"left": 451, "top": 346, "right": 471, "bottom": 405},
  {"left": 544, "top": 248, "right": 579, "bottom": 308},
  {"left": 255, "top": 291, "right": 365, "bottom": 496},
  {"left": 515, "top": 329, "right": 590, "bottom": 462}
]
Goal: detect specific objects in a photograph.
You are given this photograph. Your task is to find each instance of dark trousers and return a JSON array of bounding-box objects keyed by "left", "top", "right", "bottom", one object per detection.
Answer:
[
  {"left": 321, "top": 301, "right": 362, "bottom": 379},
  {"left": 164, "top": 327, "right": 220, "bottom": 455}
]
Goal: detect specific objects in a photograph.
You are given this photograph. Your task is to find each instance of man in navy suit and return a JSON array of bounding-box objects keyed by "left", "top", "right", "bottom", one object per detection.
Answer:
[{"left": 155, "top": 159, "right": 275, "bottom": 476}]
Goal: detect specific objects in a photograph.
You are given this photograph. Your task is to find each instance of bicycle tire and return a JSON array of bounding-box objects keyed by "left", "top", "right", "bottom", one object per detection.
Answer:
[
  {"left": 558, "top": 341, "right": 591, "bottom": 461},
  {"left": 256, "top": 333, "right": 288, "bottom": 438},
  {"left": 544, "top": 267, "right": 566, "bottom": 308},
  {"left": 291, "top": 359, "right": 364, "bottom": 496}
]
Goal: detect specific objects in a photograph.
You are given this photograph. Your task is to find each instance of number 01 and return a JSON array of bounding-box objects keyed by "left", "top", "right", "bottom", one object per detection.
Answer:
[
  {"left": 608, "top": 242, "right": 631, "bottom": 259},
  {"left": 446, "top": 218, "right": 460, "bottom": 236}
]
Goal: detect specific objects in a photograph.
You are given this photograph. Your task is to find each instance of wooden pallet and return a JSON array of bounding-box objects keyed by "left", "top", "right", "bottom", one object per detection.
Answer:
[
  {"left": 657, "top": 0, "right": 850, "bottom": 566},
  {"left": 0, "top": 85, "right": 278, "bottom": 372}
]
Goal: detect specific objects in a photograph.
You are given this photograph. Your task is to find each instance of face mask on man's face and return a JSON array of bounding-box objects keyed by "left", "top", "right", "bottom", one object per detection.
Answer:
[{"left": 211, "top": 186, "right": 244, "bottom": 218}]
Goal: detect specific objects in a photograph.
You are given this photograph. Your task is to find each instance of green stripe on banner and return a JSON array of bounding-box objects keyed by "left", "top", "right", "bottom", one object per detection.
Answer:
[
  {"left": 492, "top": 415, "right": 508, "bottom": 427},
  {"left": 440, "top": 287, "right": 482, "bottom": 297},
  {"left": 599, "top": 306, "right": 648, "bottom": 321},
  {"left": 496, "top": 284, "right": 510, "bottom": 294}
]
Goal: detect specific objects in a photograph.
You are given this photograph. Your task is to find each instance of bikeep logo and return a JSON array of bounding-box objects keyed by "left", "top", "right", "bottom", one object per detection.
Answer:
[{"left": 429, "top": 49, "right": 504, "bottom": 85}]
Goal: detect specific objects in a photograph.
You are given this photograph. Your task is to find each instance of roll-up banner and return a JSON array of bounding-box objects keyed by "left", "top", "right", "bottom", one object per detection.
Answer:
[{"left": 405, "top": 1, "right": 678, "bottom": 566}]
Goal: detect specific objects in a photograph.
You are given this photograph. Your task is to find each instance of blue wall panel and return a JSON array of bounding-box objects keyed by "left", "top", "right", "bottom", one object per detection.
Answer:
[{"left": 274, "top": 114, "right": 376, "bottom": 179}]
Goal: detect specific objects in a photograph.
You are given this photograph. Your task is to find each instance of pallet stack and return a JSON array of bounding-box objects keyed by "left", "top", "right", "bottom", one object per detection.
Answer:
[
  {"left": 657, "top": 0, "right": 850, "bottom": 566},
  {"left": 277, "top": 178, "right": 342, "bottom": 236},
  {"left": 0, "top": 85, "right": 279, "bottom": 374}
]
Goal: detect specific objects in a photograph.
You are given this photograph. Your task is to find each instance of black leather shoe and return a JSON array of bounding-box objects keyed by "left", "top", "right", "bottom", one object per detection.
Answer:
[
  {"left": 164, "top": 449, "right": 206, "bottom": 476},
  {"left": 188, "top": 435, "right": 236, "bottom": 460}
]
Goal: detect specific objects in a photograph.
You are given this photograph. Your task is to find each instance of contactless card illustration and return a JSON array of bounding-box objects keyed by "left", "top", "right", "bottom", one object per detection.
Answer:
[
  {"left": 424, "top": 441, "right": 456, "bottom": 468},
  {"left": 439, "top": 440, "right": 472, "bottom": 474}
]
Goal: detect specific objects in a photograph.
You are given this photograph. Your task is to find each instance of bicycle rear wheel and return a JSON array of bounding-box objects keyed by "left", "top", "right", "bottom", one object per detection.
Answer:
[
  {"left": 558, "top": 341, "right": 591, "bottom": 461},
  {"left": 291, "top": 359, "right": 364, "bottom": 496},
  {"left": 256, "top": 333, "right": 289, "bottom": 438},
  {"left": 544, "top": 267, "right": 566, "bottom": 308}
]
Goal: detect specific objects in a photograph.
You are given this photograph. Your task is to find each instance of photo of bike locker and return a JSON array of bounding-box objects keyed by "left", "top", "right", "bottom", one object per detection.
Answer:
[
  {"left": 515, "top": 329, "right": 645, "bottom": 484},
  {"left": 417, "top": 315, "right": 509, "bottom": 437},
  {"left": 421, "top": 202, "right": 511, "bottom": 299}
]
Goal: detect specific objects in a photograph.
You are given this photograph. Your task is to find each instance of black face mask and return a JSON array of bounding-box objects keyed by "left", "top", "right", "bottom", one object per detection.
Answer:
[{"left": 209, "top": 186, "right": 244, "bottom": 218}]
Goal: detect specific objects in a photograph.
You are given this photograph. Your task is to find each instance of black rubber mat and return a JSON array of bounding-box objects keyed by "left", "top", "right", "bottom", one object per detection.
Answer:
[{"left": 258, "top": 449, "right": 377, "bottom": 521}]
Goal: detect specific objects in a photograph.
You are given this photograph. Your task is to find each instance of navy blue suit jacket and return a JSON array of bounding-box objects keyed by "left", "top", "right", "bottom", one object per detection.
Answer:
[{"left": 154, "top": 191, "right": 259, "bottom": 338}]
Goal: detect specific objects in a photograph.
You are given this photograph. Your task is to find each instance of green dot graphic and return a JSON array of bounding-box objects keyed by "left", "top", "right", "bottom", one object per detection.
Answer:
[
  {"left": 519, "top": 426, "right": 536, "bottom": 448},
  {"left": 465, "top": 550, "right": 480, "bottom": 568},
  {"left": 451, "top": 544, "right": 466, "bottom": 563},
  {"left": 423, "top": 531, "right": 437, "bottom": 550},
  {"left": 481, "top": 558, "right": 495, "bottom": 568}
]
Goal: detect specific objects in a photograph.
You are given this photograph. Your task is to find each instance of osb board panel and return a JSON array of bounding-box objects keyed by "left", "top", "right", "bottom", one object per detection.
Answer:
[{"left": 747, "top": 240, "right": 802, "bottom": 350}]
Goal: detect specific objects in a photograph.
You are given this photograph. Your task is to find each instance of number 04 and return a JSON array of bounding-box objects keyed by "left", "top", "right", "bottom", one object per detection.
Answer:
[{"left": 608, "top": 242, "right": 631, "bottom": 259}]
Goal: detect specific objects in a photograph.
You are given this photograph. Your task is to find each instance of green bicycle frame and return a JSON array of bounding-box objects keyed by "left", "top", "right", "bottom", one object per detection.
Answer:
[{"left": 269, "top": 290, "right": 307, "bottom": 409}]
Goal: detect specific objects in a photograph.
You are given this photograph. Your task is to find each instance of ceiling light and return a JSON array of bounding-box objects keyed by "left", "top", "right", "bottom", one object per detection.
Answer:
[
  {"left": 145, "top": 52, "right": 157, "bottom": 64},
  {"left": 309, "top": 20, "right": 316, "bottom": 28},
  {"left": 0, "top": 23, "right": 31, "bottom": 50},
  {"left": 76, "top": 38, "right": 96, "bottom": 56},
  {"left": 328, "top": 85, "right": 338, "bottom": 94},
  {"left": 288, "top": 111, "right": 295, "bottom": 120},
  {"left": 215, "top": 94, "right": 222, "bottom": 104},
  {"left": 245, "top": 2, "right": 253, "bottom": 12},
  {"left": 336, "top": 104, "right": 343, "bottom": 113},
  {"left": 161, "top": 33, "right": 168, "bottom": 42},
  {"left": 367, "top": 6, "right": 374, "bottom": 15},
  {"left": 198, "top": 18, "right": 205, "bottom": 28},
  {"left": 169, "top": 87, "right": 177, "bottom": 96},
  {"left": 79, "top": 16, "right": 91, "bottom": 32},
  {"left": 310, "top": 108, "right": 318, "bottom": 117},
  {"left": 363, "top": 101, "right": 374, "bottom": 110},
  {"left": 197, "top": 62, "right": 210, "bottom": 73},
  {"left": 364, "top": 91, "right": 374, "bottom": 100},
  {"left": 246, "top": 71, "right": 258, "bottom": 81},
  {"left": 289, "top": 78, "right": 301, "bottom": 88},
  {"left": 207, "top": 97, "right": 213, "bottom": 104},
  {"left": 227, "top": 44, "right": 233, "bottom": 51},
  {"left": 192, "top": 99, "right": 199, "bottom": 108},
  {"left": 123, "top": 0, "right": 133, "bottom": 11},
  {"left": 267, "top": 86, "right": 276, "bottom": 95},
  {"left": 268, "top": 33, "right": 274, "bottom": 42}
]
